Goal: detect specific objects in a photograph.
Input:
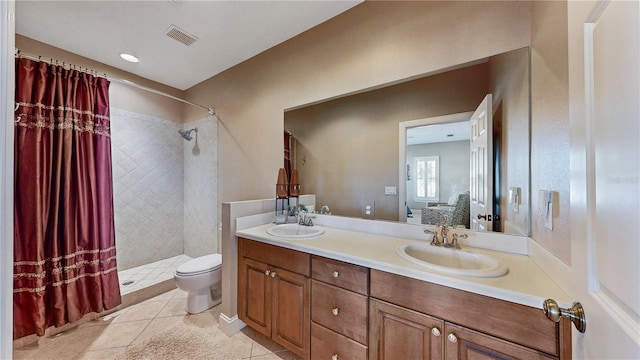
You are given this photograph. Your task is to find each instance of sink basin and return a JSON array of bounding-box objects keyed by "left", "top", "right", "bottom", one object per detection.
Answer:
[
  {"left": 396, "top": 244, "right": 508, "bottom": 278},
  {"left": 266, "top": 224, "right": 325, "bottom": 239}
]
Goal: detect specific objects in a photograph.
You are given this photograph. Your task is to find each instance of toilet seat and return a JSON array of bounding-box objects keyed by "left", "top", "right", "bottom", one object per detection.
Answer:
[{"left": 176, "top": 254, "right": 222, "bottom": 276}]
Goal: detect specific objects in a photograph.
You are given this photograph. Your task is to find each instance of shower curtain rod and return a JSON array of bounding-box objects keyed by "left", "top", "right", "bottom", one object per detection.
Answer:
[
  {"left": 15, "top": 49, "right": 216, "bottom": 116},
  {"left": 108, "top": 77, "right": 216, "bottom": 116}
]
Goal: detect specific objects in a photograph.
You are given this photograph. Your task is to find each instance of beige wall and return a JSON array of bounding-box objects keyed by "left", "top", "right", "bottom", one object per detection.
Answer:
[
  {"left": 285, "top": 63, "right": 488, "bottom": 220},
  {"left": 184, "top": 1, "right": 531, "bottom": 206},
  {"left": 15, "top": 35, "right": 186, "bottom": 121},
  {"left": 530, "top": 1, "right": 571, "bottom": 264}
]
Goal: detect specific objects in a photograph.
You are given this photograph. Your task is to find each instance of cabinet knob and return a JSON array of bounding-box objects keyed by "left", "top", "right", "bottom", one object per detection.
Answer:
[
  {"left": 431, "top": 327, "right": 441, "bottom": 337},
  {"left": 331, "top": 354, "right": 339, "bottom": 360},
  {"left": 270, "top": 271, "right": 277, "bottom": 278},
  {"left": 332, "top": 270, "right": 340, "bottom": 278},
  {"left": 264, "top": 270, "right": 271, "bottom": 276},
  {"left": 332, "top": 307, "right": 339, "bottom": 316},
  {"left": 447, "top": 333, "right": 457, "bottom": 343}
]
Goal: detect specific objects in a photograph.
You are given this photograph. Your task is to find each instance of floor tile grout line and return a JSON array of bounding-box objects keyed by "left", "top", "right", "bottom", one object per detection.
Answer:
[{"left": 123, "top": 317, "right": 156, "bottom": 351}]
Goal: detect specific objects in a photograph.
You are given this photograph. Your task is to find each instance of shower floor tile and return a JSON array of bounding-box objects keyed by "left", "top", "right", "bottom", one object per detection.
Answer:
[{"left": 118, "top": 254, "right": 192, "bottom": 295}]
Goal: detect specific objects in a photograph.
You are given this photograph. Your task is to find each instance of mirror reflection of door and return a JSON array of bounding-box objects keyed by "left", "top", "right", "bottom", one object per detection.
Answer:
[
  {"left": 405, "top": 94, "right": 494, "bottom": 232},
  {"left": 469, "top": 94, "right": 493, "bottom": 231}
]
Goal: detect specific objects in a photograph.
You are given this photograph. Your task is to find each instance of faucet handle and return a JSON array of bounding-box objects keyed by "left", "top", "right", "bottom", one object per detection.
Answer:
[
  {"left": 450, "top": 234, "right": 461, "bottom": 249},
  {"left": 425, "top": 228, "right": 442, "bottom": 246}
]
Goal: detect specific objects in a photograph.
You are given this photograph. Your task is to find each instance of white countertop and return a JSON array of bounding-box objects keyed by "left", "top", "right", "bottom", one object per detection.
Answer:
[{"left": 236, "top": 220, "right": 572, "bottom": 310}]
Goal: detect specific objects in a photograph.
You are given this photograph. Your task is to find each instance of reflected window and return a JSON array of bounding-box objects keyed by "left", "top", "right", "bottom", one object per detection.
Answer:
[{"left": 415, "top": 156, "right": 439, "bottom": 201}]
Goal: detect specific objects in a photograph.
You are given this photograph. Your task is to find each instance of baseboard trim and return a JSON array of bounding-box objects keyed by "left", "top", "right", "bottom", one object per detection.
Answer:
[{"left": 218, "top": 313, "right": 246, "bottom": 336}]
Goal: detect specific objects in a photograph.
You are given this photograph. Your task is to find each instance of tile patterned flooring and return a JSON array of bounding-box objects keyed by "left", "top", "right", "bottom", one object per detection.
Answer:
[{"left": 14, "top": 256, "right": 301, "bottom": 359}]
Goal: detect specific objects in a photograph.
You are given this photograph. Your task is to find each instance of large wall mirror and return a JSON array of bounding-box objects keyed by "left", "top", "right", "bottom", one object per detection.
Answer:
[{"left": 285, "top": 47, "right": 530, "bottom": 236}]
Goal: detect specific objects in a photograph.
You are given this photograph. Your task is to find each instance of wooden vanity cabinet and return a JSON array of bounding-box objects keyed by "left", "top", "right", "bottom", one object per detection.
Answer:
[
  {"left": 369, "top": 269, "right": 571, "bottom": 360},
  {"left": 238, "top": 239, "right": 571, "bottom": 360},
  {"left": 238, "top": 238, "right": 310, "bottom": 359},
  {"left": 310, "top": 256, "right": 369, "bottom": 360}
]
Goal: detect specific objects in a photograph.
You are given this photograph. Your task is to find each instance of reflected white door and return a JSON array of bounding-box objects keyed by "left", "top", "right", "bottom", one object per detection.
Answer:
[
  {"left": 469, "top": 94, "right": 493, "bottom": 231},
  {"left": 572, "top": 1, "right": 640, "bottom": 357}
]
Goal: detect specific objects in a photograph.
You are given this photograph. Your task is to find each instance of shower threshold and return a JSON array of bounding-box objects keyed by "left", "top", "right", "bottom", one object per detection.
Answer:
[{"left": 117, "top": 254, "right": 192, "bottom": 303}]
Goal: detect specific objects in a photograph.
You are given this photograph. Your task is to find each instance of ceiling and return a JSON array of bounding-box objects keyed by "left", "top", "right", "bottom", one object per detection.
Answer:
[
  {"left": 406, "top": 121, "right": 471, "bottom": 146},
  {"left": 16, "top": 1, "right": 361, "bottom": 90}
]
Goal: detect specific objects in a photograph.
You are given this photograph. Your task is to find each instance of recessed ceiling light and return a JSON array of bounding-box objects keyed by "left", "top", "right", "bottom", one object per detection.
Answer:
[{"left": 119, "top": 53, "right": 139, "bottom": 63}]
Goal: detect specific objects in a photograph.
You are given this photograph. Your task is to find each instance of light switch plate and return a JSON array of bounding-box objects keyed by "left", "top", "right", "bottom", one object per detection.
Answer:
[
  {"left": 538, "top": 190, "right": 553, "bottom": 231},
  {"left": 544, "top": 191, "right": 553, "bottom": 231},
  {"left": 509, "top": 186, "right": 520, "bottom": 213},
  {"left": 384, "top": 186, "right": 397, "bottom": 196}
]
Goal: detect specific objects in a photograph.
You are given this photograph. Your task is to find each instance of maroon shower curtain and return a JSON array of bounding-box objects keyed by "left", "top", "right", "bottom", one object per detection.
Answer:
[{"left": 13, "top": 57, "right": 121, "bottom": 339}]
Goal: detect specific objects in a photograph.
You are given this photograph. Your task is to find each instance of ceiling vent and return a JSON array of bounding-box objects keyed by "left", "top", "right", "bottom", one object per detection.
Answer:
[{"left": 165, "top": 25, "right": 198, "bottom": 46}]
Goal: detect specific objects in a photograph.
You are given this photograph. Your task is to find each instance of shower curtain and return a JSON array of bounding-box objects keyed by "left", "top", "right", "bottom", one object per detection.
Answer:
[{"left": 13, "top": 57, "right": 121, "bottom": 339}]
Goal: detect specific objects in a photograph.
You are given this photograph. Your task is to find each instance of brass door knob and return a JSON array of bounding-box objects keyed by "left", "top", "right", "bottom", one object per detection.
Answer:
[
  {"left": 543, "top": 299, "right": 586, "bottom": 333},
  {"left": 476, "top": 213, "right": 492, "bottom": 221}
]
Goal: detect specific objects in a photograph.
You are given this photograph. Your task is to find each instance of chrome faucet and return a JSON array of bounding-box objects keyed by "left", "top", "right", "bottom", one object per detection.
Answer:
[
  {"left": 297, "top": 210, "right": 315, "bottom": 226},
  {"left": 424, "top": 215, "right": 467, "bottom": 249}
]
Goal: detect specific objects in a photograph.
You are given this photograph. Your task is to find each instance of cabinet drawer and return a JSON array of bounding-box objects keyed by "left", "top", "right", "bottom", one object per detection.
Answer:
[
  {"left": 311, "top": 255, "right": 369, "bottom": 295},
  {"left": 311, "top": 280, "right": 368, "bottom": 344},
  {"left": 240, "top": 238, "right": 310, "bottom": 276},
  {"left": 311, "top": 322, "right": 367, "bottom": 360}
]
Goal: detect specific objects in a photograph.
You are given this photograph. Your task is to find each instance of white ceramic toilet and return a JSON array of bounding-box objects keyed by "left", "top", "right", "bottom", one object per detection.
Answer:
[{"left": 174, "top": 254, "right": 222, "bottom": 314}]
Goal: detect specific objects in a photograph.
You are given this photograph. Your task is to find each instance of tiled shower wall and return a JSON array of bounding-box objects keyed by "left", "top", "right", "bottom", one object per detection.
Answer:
[
  {"left": 183, "top": 115, "right": 219, "bottom": 257},
  {"left": 110, "top": 109, "right": 219, "bottom": 270},
  {"left": 111, "top": 108, "right": 184, "bottom": 270}
]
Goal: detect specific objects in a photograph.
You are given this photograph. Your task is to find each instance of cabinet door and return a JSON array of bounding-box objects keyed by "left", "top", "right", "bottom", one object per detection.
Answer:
[
  {"left": 444, "top": 323, "right": 556, "bottom": 360},
  {"left": 369, "top": 299, "right": 443, "bottom": 360},
  {"left": 272, "top": 266, "right": 310, "bottom": 359},
  {"left": 238, "top": 257, "right": 272, "bottom": 337}
]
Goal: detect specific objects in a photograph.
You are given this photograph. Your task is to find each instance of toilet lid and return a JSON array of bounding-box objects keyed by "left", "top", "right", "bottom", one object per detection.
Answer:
[{"left": 176, "top": 254, "right": 222, "bottom": 276}]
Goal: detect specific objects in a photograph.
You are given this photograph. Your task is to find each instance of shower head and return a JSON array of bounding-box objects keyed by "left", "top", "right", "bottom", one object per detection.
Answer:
[{"left": 178, "top": 128, "right": 197, "bottom": 141}]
